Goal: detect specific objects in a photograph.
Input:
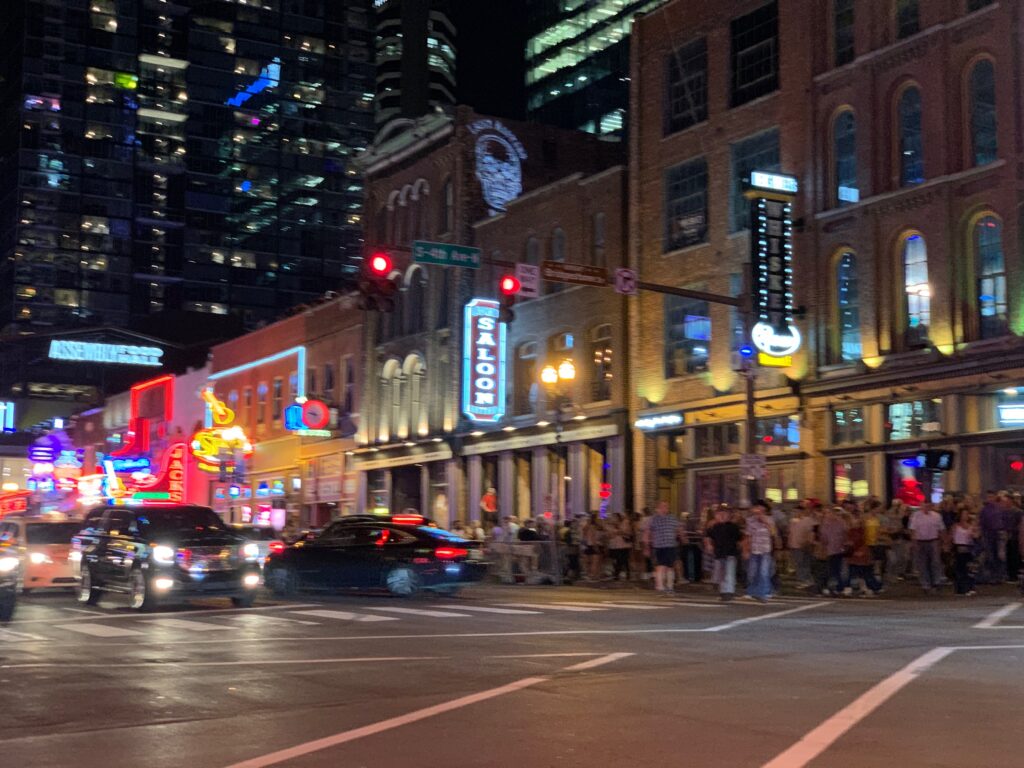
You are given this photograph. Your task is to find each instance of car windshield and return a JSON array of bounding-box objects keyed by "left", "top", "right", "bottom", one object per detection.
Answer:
[
  {"left": 26, "top": 522, "right": 81, "bottom": 545},
  {"left": 234, "top": 526, "right": 278, "bottom": 541},
  {"left": 137, "top": 508, "right": 229, "bottom": 537},
  {"left": 416, "top": 526, "right": 469, "bottom": 542}
]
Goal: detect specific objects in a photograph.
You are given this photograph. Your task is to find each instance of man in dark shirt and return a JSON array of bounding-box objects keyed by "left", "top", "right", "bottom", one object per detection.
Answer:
[
  {"left": 979, "top": 491, "right": 1006, "bottom": 584},
  {"left": 706, "top": 505, "right": 743, "bottom": 601}
]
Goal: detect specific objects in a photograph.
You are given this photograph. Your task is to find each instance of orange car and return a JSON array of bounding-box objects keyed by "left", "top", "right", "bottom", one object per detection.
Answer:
[{"left": 0, "top": 517, "right": 80, "bottom": 592}]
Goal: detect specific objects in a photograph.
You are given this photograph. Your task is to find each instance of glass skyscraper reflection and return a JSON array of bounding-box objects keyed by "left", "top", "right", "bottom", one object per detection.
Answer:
[{"left": 0, "top": 0, "right": 375, "bottom": 334}]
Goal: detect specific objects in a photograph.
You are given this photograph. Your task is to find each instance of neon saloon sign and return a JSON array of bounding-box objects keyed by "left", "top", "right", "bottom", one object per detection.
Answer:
[{"left": 462, "top": 299, "right": 507, "bottom": 424}]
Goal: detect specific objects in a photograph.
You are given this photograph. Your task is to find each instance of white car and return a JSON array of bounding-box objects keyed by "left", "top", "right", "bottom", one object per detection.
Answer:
[
  {"left": 230, "top": 525, "right": 284, "bottom": 569},
  {"left": 0, "top": 517, "right": 81, "bottom": 592}
]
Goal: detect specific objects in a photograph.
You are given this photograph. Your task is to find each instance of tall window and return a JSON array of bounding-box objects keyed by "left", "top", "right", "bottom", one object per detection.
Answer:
[
  {"left": 895, "top": 0, "right": 919, "bottom": 39},
  {"left": 403, "top": 268, "right": 427, "bottom": 335},
  {"left": 514, "top": 342, "right": 538, "bottom": 415},
  {"left": 970, "top": 59, "right": 997, "bottom": 166},
  {"left": 730, "top": 1, "right": 779, "bottom": 108},
  {"left": 272, "top": 378, "right": 283, "bottom": 421},
  {"left": 665, "top": 293, "right": 710, "bottom": 376},
  {"left": 730, "top": 129, "right": 780, "bottom": 232},
  {"left": 832, "top": 407, "right": 865, "bottom": 445},
  {"left": 391, "top": 371, "right": 404, "bottom": 440},
  {"left": 590, "top": 324, "right": 613, "bottom": 402},
  {"left": 244, "top": 387, "right": 253, "bottom": 423},
  {"left": 833, "top": 110, "right": 858, "bottom": 205},
  {"left": 902, "top": 234, "right": 930, "bottom": 347},
  {"left": 592, "top": 212, "right": 606, "bottom": 268},
  {"left": 407, "top": 357, "right": 426, "bottom": 437},
  {"left": 308, "top": 367, "right": 317, "bottom": 396},
  {"left": 341, "top": 356, "right": 356, "bottom": 414},
  {"left": 833, "top": 0, "right": 855, "bottom": 67},
  {"left": 975, "top": 215, "right": 1007, "bottom": 338},
  {"left": 836, "top": 251, "right": 862, "bottom": 361},
  {"left": 549, "top": 227, "right": 566, "bottom": 294},
  {"left": 664, "top": 157, "right": 708, "bottom": 251},
  {"left": 897, "top": 87, "right": 924, "bottom": 186},
  {"left": 968, "top": 0, "right": 994, "bottom": 10},
  {"left": 440, "top": 178, "right": 453, "bottom": 233},
  {"left": 887, "top": 399, "right": 941, "bottom": 440},
  {"left": 525, "top": 236, "right": 540, "bottom": 265},
  {"left": 323, "top": 363, "right": 335, "bottom": 395},
  {"left": 257, "top": 383, "right": 267, "bottom": 424},
  {"left": 665, "top": 37, "right": 708, "bottom": 134}
]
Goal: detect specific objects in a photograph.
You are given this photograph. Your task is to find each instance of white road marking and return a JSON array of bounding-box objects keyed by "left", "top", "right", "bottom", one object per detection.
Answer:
[
  {"left": 221, "top": 652, "right": 633, "bottom": 768},
  {"left": 555, "top": 601, "right": 668, "bottom": 610},
  {"left": 10, "top": 602, "right": 319, "bottom": 626},
  {"left": 53, "top": 622, "right": 144, "bottom": 638},
  {"left": 973, "top": 602, "right": 1023, "bottom": 629},
  {"left": 563, "top": 651, "right": 634, "bottom": 671},
  {"left": 760, "top": 647, "right": 953, "bottom": 768},
  {"left": 0, "top": 628, "right": 47, "bottom": 642},
  {"left": 489, "top": 652, "right": 604, "bottom": 659},
  {"left": 147, "top": 618, "right": 233, "bottom": 632},
  {"left": 499, "top": 602, "right": 606, "bottom": 612},
  {"left": 294, "top": 609, "right": 398, "bottom": 623},
  {"left": 436, "top": 605, "right": 542, "bottom": 615},
  {"left": 705, "top": 602, "right": 828, "bottom": 632},
  {"left": 60, "top": 607, "right": 107, "bottom": 616},
  {"left": 365, "top": 606, "right": 471, "bottom": 618},
  {"left": 224, "top": 614, "right": 320, "bottom": 627},
  {"left": 2, "top": 656, "right": 442, "bottom": 670}
]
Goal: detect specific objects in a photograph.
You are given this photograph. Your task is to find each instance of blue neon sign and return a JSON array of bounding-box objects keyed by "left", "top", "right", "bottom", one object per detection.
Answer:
[
  {"left": 462, "top": 299, "right": 507, "bottom": 424},
  {"left": 226, "top": 57, "right": 281, "bottom": 108}
]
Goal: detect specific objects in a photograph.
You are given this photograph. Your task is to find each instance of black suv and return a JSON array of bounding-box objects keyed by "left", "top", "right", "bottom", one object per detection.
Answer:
[{"left": 72, "top": 505, "right": 261, "bottom": 611}]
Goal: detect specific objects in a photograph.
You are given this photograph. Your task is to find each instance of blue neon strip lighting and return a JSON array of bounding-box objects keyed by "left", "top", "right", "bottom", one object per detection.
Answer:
[
  {"left": 206, "top": 346, "right": 307, "bottom": 426},
  {"left": 226, "top": 57, "right": 281, "bottom": 108}
]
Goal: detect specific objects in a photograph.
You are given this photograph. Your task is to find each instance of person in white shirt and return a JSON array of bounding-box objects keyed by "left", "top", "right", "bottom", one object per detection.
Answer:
[{"left": 909, "top": 503, "right": 946, "bottom": 592}]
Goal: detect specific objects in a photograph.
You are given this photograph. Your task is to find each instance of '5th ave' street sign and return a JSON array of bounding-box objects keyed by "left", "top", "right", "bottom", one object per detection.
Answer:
[{"left": 413, "top": 240, "right": 481, "bottom": 269}]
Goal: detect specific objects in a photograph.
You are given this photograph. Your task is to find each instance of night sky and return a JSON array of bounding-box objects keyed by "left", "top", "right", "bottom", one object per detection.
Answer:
[{"left": 455, "top": 0, "right": 528, "bottom": 120}]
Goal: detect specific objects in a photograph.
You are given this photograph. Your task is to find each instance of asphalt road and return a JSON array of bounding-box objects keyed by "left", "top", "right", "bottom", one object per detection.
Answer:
[{"left": 2, "top": 584, "right": 1023, "bottom": 768}]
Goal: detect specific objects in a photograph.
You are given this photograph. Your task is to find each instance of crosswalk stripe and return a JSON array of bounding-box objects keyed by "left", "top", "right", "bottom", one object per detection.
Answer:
[
  {"left": 0, "top": 628, "right": 46, "bottom": 642},
  {"left": 558, "top": 601, "right": 668, "bottom": 610},
  {"left": 146, "top": 618, "right": 232, "bottom": 632},
  {"left": 294, "top": 609, "right": 398, "bottom": 623},
  {"left": 365, "top": 607, "right": 471, "bottom": 618},
  {"left": 436, "top": 605, "right": 542, "bottom": 615},
  {"left": 499, "top": 603, "right": 606, "bottom": 612},
  {"left": 225, "top": 613, "right": 320, "bottom": 627},
  {"left": 54, "top": 622, "right": 144, "bottom": 638}
]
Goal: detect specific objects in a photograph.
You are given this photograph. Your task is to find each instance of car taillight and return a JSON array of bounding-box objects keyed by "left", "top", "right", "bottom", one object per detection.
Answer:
[
  {"left": 392, "top": 514, "right": 424, "bottom": 525},
  {"left": 434, "top": 547, "right": 468, "bottom": 560},
  {"left": 268, "top": 541, "right": 285, "bottom": 554}
]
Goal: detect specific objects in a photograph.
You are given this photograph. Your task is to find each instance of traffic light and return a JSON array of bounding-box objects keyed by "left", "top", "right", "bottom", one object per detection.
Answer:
[
  {"left": 358, "top": 251, "right": 398, "bottom": 312},
  {"left": 498, "top": 274, "right": 520, "bottom": 323}
]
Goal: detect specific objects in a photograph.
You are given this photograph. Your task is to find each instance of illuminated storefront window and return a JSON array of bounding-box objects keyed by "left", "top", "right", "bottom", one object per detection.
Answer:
[
  {"left": 833, "top": 459, "right": 868, "bottom": 502},
  {"left": 886, "top": 399, "right": 941, "bottom": 441}
]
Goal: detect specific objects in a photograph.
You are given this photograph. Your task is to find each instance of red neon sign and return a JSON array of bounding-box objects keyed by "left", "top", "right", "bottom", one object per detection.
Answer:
[{"left": 111, "top": 374, "right": 175, "bottom": 457}]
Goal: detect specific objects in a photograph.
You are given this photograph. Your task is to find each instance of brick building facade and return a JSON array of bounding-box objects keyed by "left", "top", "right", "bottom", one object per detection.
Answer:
[{"left": 629, "top": 0, "right": 1024, "bottom": 513}]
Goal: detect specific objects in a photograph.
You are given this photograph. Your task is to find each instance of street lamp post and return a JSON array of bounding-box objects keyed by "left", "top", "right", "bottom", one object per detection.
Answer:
[{"left": 539, "top": 359, "right": 576, "bottom": 586}]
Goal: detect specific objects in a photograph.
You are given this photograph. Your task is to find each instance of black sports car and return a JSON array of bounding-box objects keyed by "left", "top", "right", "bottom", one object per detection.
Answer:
[{"left": 264, "top": 517, "right": 488, "bottom": 597}]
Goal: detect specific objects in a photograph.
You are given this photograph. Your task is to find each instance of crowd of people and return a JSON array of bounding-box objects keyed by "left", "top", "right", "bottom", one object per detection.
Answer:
[{"left": 459, "top": 491, "right": 1024, "bottom": 601}]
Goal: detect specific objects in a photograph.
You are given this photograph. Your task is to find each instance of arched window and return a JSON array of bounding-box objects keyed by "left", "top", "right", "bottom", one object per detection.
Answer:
[
  {"left": 895, "top": 0, "right": 918, "bottom": 39},
  {"left": 592, "top": 212, "right": 606, "bottom": 268},
  {"left": 525, "top": 235, "right": 540, "bottom": 265},
  {"left": 378, "top": 360, "right": 399, "bottom": 443},
  {"left": 970, "top": 59, "right": 997, "bottom": 166},
  {"left": 514, "top": 342, "right": 538, "bottom": 415},
  {"left": 406, "top": 355, "right": 427, "bottom": 437},
  {"left": 549, "top": 228, "right": 566, "bottom": 294},
  {"left": 833, "top": 110, "right": 858, "bottom": 205},
  {"left": 440, "top": 178, "right": 453, "bottom": 233},
  {"left": 391, "top": 369, "right": 405, "bottom": 440},
  {"left": 898, "top": 87, "right": 924, "bottom": 186},
  {"left": 836, "top": 251, "right": 862, "bottom": 361},
  {"left": 417, "top": 187, "right": 430, "bottom": 238},
  {"left": 901, "top": 233, "right": 930, "bottom": 347},
  {"left": 975, "top": 215, "right": 1007, "bottom": 338},
  {"left": 402, "top": 268, "right": 427, "bottom": 336},
  {"left": 589, "top": 324, "right": 613, "bottom": 401}
]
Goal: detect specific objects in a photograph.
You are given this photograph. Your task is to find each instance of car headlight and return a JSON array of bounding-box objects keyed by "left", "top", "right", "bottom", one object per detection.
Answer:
[
  {"left": 30, "top": 552, "right": 52, "bottom": 565},
  {"left": 152, "top": 545, "right": 176, "bottom": 564},
  {"left": 0, "top": 556, "right": 18, "bottom": 573},
  {"left": 242, "top": 542, "right": 260, "bottom": 561},
  {"left": 68, "top": 550, "right": 82, "bottom": 563}
]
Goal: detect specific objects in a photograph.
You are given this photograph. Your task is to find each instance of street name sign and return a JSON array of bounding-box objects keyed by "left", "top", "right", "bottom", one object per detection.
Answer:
[
  {"left": 541, "top": 260, "right": 608, "bottom": 287},
  {"left": 412, "top": 240, "right": 481, "bottom": 269}
]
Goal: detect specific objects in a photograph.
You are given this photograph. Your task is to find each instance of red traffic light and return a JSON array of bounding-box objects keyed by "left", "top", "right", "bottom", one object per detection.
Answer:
[
  {"left": 1011, "top": 460, "right": 1024, "bottom": 472},
  {"left": 599, "top": 483, "right": 612, "bottom": 500},
  {"left": 499, "top": 275, "right": 521, "bottom": 295},
  {"left": 368, "top": 252, "right": 392, "bottom": 276}
]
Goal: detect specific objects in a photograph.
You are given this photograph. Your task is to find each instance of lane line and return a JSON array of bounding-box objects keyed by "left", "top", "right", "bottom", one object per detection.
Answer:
[
  {"left": 952, "top": 643, "right": 1024, "bottom": 650},
  {"left": 53, "top": 622, "right": 144, "bottom": 638},
  {"left": 10, "top": 603, "right": 320, "bottom": 626},
  {"left": 488, "top": 653, "right": 604, "bottom": 659},
  {"left": 294, "top": 609, "right": 398, "bottom": 623},
  {"left": 563, "top": 651, "right": 634, "bottom": 671},
  {"left": 0, "top": 628, "right": 47, "bottom": 641},
  {"left": 552, "top": 601, "right": 668, "bottom": 611},
  {"left": 365, "top": 607, "right": 471, "bottom": 618},
  {"left": 60, "top": 607, "right": 107, "bottom": 616},
  {"left": 221, "top": 652, "right": 632, "bottom": 768},
  {"left": 760, "top": 646, "right": 954, "bottom": 768},
  {"left": 224, "top": 614, "right": 320, "bottom": 627},
  {"left": 499, "top": 603, "right": 607, "bottom": 612},
  {"left": 973, "top": 602, "right": 1022, "bottom": 629},
  {"left": 146, "top": 618, "right": 233, "bottom": 632},
  {"left": 436, "top": 605, "right": 542, "bottom": 615},
  {"left": 705, "top": 602, "right": 828, "bottom": 632},
  {"left": 1, "top": 656, "right": 443, "bottom": 670}
]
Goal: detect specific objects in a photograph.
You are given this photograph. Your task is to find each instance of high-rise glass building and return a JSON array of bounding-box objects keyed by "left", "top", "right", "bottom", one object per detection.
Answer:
[
  {"left": 0, "top": 0, "right": 376, "bottom": 335},
  {"left": 525, "top": 0, "right": 665, "bottom": 137}
]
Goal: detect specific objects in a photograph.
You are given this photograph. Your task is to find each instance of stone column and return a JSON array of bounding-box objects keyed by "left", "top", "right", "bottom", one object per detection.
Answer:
[{"left": 466, "top": 454, "right": 482, "bottom": 523}]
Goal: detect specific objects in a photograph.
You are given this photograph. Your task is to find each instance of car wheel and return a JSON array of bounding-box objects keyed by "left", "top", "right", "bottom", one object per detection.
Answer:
[
  {"left": 268, "top": 566, "right": 298, "bottom": 598},
  {"left": 386, "top": 566, "right": 420, "bottom": 597},
  {"left": 78, "top": 565, "right": 101, "bottom": 606},
  {"left": 129, "top": 569, "right": 158, "bottom": 611},
  {"left": 0, "top": 591, "right": 14, "bottom": 623},
  {"left": 231, "top": 593, "right": 255, "bottom": 608}
]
